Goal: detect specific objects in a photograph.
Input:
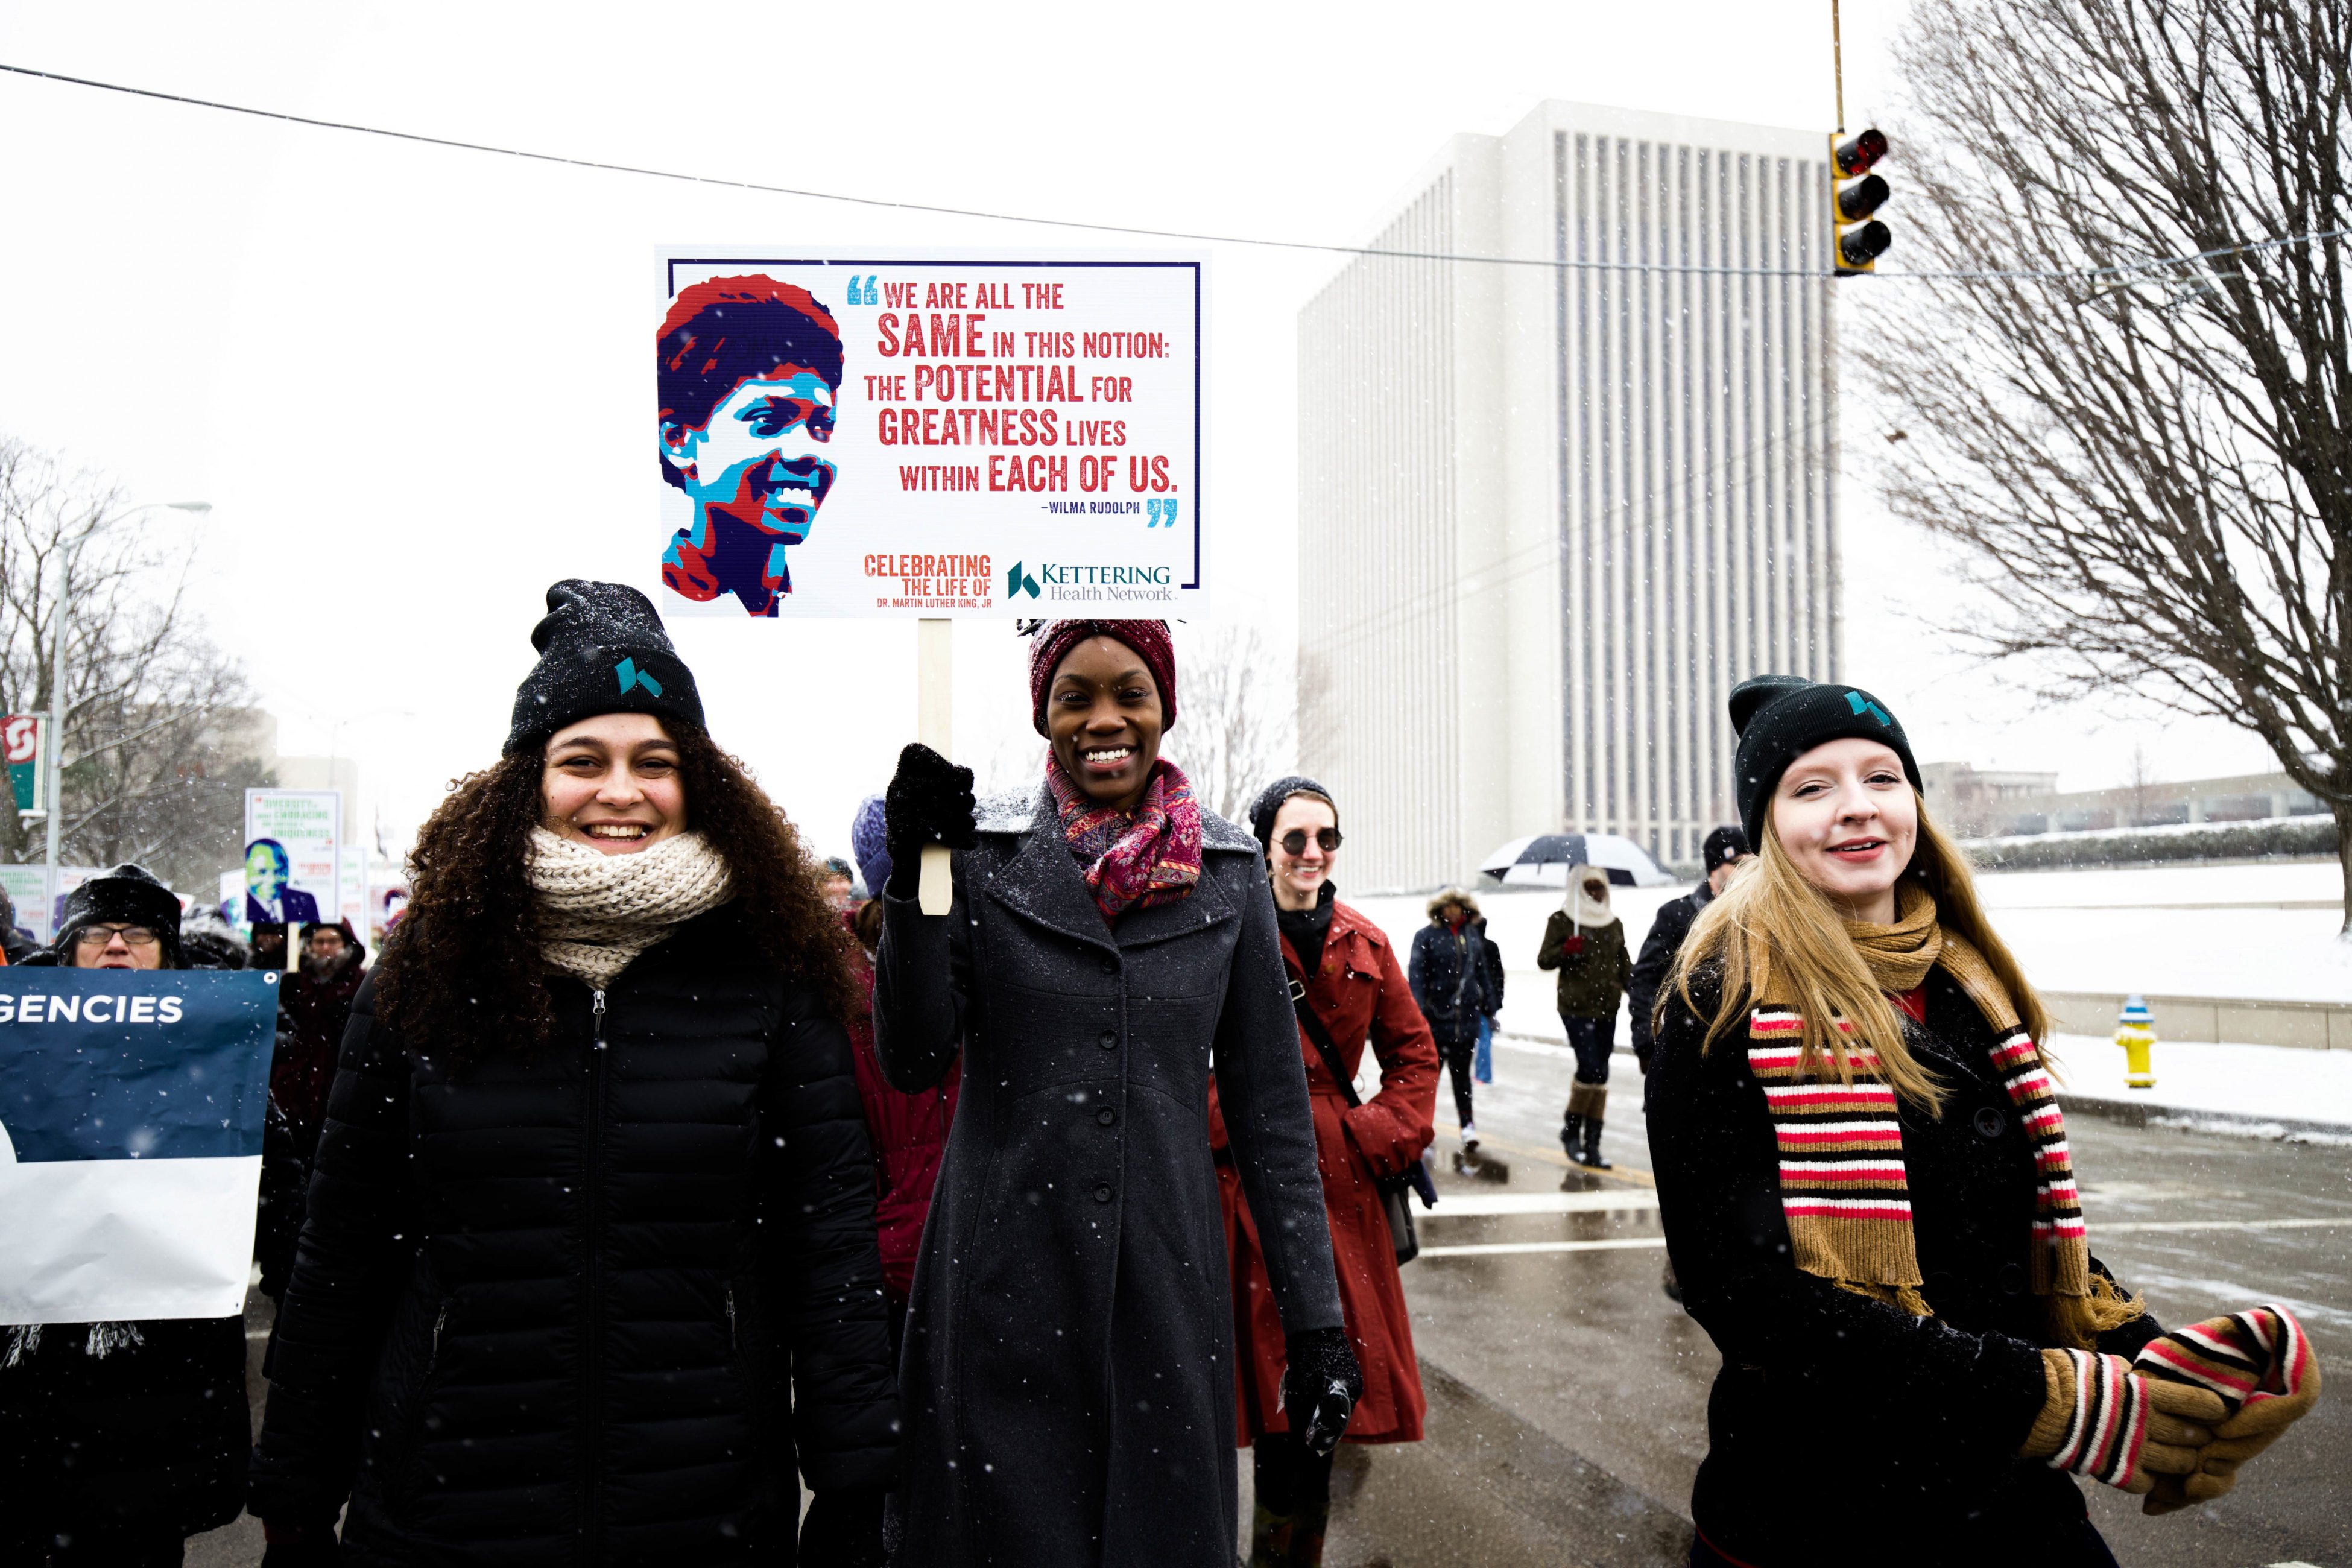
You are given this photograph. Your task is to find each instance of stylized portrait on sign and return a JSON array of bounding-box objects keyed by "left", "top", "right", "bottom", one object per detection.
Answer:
[{"left": 657, "top": 275, "right": 844, "bottom": 617}]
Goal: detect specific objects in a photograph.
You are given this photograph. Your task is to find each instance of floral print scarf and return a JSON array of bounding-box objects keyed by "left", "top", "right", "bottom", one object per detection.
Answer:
[{"left": 1046, "top": 754, "right": 1203, "bottom": 920}]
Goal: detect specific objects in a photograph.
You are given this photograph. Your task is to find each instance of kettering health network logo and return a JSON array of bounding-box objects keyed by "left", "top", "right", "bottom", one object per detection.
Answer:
[{"left": 1007, "top": 563, "right": 1042, "bottom": 599}]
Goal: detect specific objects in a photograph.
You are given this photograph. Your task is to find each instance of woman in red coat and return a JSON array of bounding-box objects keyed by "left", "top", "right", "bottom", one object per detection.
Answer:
[{"left": 1210, "top": 775, "right": 1441, "bottom": 1568}]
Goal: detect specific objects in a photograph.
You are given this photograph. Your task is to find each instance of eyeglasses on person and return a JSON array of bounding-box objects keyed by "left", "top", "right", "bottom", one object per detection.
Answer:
[
  {"left": 74, "top": 923, "right": 159, "bottom": 948},
  {"left": 1277, "top": 827, "right": 1343, "bottom": 856}
]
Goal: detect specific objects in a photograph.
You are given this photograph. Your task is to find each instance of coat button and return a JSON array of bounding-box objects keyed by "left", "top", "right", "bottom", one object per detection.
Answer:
[
  {"left": 1099, "top": 956, "right": 1118, "bottom": 975},
  {"left": 1974, "top": 1107, "right": 2006, "bottom": 1139},
  {"left": 1099, "top": 1030, "right": 1118, "bottom": 1050},
  {"left": 1998, "top": 1262, "right": 2026, "bottom": 1295},
  {"left": 1092, "top": 1183, "right": 1113, "bottom": 1204},
  {"left": 1097, "top": 1108, "right": 1117, "bottom": 1127}
]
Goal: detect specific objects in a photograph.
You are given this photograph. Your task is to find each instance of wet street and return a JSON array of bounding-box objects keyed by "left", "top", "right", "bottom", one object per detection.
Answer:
[
  {"left": 1306, "top": 1035, "right": 2352, "bottom": 1568},
  {"left": 193, "top": 1036, "right": 2350, "bottom": 1567}
]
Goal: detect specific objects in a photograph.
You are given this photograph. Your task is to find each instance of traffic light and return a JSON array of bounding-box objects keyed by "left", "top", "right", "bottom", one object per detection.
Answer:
[{"left": 1830, "top": 128, "right": 1891, "bottom": 277}]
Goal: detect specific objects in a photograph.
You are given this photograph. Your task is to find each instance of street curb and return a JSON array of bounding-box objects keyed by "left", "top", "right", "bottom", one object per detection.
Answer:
[{"left": 2059, "top": 1092, "right": 2352, "bottom": 1143}]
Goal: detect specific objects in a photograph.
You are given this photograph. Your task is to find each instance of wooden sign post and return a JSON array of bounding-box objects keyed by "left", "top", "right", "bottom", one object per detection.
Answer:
[{"left": 917, "top": 618, "right": 955, "bottom": 915}]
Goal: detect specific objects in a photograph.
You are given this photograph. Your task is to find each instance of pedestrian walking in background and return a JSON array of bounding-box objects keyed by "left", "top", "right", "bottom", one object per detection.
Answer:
[
  {"left": 873, "top": 618, "right": 1356, "bottom": 1568},
  {"left": 269, "top": 919, "right": 367, "bottom": 1161},
  {"left": 1649, "top": 676, "right": 2320, "bottom": 1566},
  {"left": 1217, "top": 777, "right": 1438, "bottom": 1568},
  {"left": 248, "top": 581, "right": 898, "bottom": 1567},
  {"left": 820, "top": 854, "right": 856, "bottom": 909},
  {"left": 0, "top": 867, "right": 250, "bottom": 1567},
  {"left": 1472, "top": 913, "right": 1504, "bottom": 1085},
  {"left": 1408, "top": 888, "right": 1494, "bottom": 1159},
  {"left": 841, "top": 792, "right": 959, "bottom": 1349},
  {"left": 1538, "top": 867, "right": 1631, "bottom": 1169},
  {"left": 1627, "top": 827, "right": 1750, "bottom": 1078},
  {"left": 1626, "top": 824, "right": 1750, "bottom": 1297}
]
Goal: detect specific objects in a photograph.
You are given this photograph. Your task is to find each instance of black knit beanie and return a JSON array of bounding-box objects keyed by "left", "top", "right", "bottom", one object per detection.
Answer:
[
  {"left": 1700, "top": 825, "right": 1750, "bottom": 874},
  {"left": 55, "top": 864, "right": 184, "bottom": 969},
  {"left": 1248, "top": 774, "right": 1338, "bottom": 852},
  {"left": 505, "top": 581, "right": 706, "bottom": 756},
  {"left": 1730, "top": 675, "right": 1921, "bottom": 852}
]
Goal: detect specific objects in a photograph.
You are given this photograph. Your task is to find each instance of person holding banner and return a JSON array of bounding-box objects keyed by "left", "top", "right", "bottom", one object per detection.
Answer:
[
  {"left": 1, "top": 865, "right": 252, "bottom": 1568},
  {"left": 873, "top": 618, "right": 1357, "bottom": 1568},
  {"left": 249, "top": 581, "right": 898, "bottom": 1566}
]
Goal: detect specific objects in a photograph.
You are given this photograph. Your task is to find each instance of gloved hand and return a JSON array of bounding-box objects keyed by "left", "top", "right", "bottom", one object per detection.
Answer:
[
  {"left": 798, "top": 1484, "right": 888, "bottom": 1567},
  {"left": 258, "top": 1518, "right": 340, "bottom": 1566},
  {"left": 883, "top": 742, "right": 977, "bottom": 899},
  {"left": 2022, "top": 1348, "right": 2225, "bottom": 1495},
  {"left": 2135, "top": 1304, "right": 2322, "bottom": 1514},
  {"left": 1281, "top": 1326, "right": 1364, "bottom": 1460}
]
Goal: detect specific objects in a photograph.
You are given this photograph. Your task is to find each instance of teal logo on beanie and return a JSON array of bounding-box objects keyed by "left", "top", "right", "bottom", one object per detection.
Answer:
[
  {"left": 1844, "top": 691, "right": 1891, "bottom": 726},
  {"left": 615, "top": 657, "right": 664, "bottom": 698}
]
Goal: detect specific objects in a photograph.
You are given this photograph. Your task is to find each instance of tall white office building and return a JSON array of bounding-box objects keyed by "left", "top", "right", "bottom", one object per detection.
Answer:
[{"left": 1298, "top": 101, "right": 1841, "bottom": 891}]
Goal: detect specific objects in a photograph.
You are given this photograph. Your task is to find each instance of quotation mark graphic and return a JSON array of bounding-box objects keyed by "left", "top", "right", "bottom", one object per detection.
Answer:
[
  {"left": 1146, "top": 499, "right": 1181, "bottom": 528},
  {"left": 843, "top": 274, "right": 880, "bottom": 306}
]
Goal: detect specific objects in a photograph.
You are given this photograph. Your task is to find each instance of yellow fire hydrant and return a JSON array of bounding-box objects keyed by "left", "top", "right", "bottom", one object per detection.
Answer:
[{"left": 2115, "top": 996, "right": 2157, "bottom": 1090}]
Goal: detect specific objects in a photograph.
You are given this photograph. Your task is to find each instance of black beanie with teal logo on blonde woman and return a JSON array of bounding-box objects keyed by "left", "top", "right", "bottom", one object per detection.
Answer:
[{"left": 1730, "top": 676, "right": 1922, "bottom": 850}]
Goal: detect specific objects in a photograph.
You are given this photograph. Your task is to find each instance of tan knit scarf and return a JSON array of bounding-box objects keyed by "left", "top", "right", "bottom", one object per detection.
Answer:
[
  {"left": 526, "top": 827, "right": 735, "bottom": 989},
  {"left": 1748, "top": 885, "right": 2101, "bottom": 1337}
]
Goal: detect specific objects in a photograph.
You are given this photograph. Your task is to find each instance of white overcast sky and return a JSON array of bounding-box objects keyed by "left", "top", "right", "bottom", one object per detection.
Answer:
[{"left": 0, "top": 0, "right": 2275, "bottom": 869}]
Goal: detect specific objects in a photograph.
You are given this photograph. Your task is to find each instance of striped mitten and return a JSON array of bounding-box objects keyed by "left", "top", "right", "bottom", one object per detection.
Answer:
[
  {"left": 2133, "top": 1304, "right": 2322, "bottom": 1511},
  {"left": 2024, "top": 1349, "right": 2225, "bottom": 1495}
]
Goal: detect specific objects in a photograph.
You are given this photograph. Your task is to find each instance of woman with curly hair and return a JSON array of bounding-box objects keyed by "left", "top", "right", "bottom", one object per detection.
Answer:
[{"left": 248, "top": 581, "right": 897, "bottom": 1567}]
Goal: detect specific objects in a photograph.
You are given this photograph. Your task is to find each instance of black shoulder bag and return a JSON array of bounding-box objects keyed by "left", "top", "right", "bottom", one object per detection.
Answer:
[{"left": 1285, "top": 963, "right": 1430, "bottom": 1266}]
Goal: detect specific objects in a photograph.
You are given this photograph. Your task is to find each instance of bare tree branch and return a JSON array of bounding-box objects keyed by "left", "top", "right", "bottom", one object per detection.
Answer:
[
  {"left": 0, "top": 435, "right": 270, "bottom": 897},
  {"left": 1864, "top": 0, "right": 2352, "bottom": 924}
]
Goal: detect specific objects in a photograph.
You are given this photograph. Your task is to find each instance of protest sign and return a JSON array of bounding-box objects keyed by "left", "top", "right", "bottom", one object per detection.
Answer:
[
  {"left": 5, "top": 714, "right": 42, "bottom": 815},
  {"left": 0, "top": 969, "right": 278, "bottom": 1323},
  {"left": 244, "top": 789, "right": 339, "bottom": 925},
  {"left": 654, "top": 253, "right": 1206, "bottom": 620}
]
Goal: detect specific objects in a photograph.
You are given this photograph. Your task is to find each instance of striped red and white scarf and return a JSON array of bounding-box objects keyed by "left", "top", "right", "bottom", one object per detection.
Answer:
[
  {"left": 2137, "top": 1304, "right": 2315, "bottom": 1415},
  {"left": 1747, "top": 885, "right": 2088, "bottom": 1318}
]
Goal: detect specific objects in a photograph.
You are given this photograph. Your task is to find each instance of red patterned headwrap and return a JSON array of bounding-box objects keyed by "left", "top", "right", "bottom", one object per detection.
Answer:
[{"left": 1027, "top": 620, "right": 1178, "bottom": 736}]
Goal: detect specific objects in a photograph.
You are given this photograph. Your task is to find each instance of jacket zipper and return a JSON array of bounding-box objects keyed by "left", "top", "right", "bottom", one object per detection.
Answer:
[
  {"left": 725, "top": 1283, "right": 738, "bottom": 1352},
  {"left": 429, "top": 1300, "right": 449, "bottom": 1366},
  {"left": 583, "top": 989, "right": 607, "bottom": 1553}
]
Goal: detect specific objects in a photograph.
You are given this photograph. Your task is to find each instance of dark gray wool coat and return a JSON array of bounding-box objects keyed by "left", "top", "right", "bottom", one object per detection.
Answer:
[{"left": 873, "top": 787, "right": 1344, "bottom": 1568}]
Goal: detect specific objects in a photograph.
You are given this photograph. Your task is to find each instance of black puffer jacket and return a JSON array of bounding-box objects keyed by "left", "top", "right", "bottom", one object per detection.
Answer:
[
  {"left": 1648, "top": 966, "right": 2164, "bottom": 1567},
  {"left": 250, "top": 903, "right": 897, "bottom": 1566}
]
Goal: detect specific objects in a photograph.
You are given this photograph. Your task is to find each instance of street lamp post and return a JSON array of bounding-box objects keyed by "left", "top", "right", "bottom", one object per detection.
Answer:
[{"left": 39, "top": 500, "right": 211, "bottom": 936}]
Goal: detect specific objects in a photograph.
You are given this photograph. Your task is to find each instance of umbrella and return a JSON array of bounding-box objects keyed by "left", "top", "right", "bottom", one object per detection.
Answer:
[{"left": 1478, "top": 833, "right": 1677, "bottom": 888}]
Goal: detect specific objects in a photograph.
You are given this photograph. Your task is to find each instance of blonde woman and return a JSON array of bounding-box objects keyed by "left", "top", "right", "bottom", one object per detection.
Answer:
[{"left": 1649, "top": 676, "right": 2316, "bottom": 1567}]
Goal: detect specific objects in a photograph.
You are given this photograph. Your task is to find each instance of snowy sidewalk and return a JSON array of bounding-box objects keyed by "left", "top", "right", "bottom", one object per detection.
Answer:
[
  {"left": 1477, "top": 1030, "right": 2352, "bottom": 1140},
  {"left": 2045, "top": 1033, "right": 2352, "bottom": 1140}
]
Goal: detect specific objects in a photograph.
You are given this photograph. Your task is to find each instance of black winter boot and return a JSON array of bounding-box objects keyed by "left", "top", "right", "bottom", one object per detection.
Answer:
[
  {"left": 1558, "top": 1111, "right": 1585, "bottom": 1158},
  {"left": 1577, "top": 1114, "right": 1613, "bottom": 1171}
]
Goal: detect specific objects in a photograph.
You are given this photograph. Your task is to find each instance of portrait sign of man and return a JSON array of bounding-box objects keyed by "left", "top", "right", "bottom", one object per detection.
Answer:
[
  {"left": 657, "top": 275, "right": 846, "bottom": 618},
  {"left": 244, "top": 838, "right": 321, "bottom": 925}
]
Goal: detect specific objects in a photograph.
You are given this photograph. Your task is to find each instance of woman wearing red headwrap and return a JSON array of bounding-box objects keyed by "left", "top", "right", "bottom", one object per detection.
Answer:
[{"left": 871, "top": 619, "right": 1356, "bottom": 1568}]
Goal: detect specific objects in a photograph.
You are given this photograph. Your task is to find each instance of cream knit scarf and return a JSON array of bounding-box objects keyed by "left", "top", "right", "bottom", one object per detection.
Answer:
[{"left": 526, "top": 827, "right": 735, "bottom": 989}]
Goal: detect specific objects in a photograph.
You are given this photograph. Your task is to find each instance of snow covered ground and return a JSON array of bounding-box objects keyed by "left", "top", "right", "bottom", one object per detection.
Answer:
[
  {"left": 1351, "top": 858, "right": 2352, "bottom": 1018},
  {"left": 2043, "top": 1032, "right": 2352, "bottom": 1132},
  {"left": 1342, "top": 863, "right": 2352, "bottom": 1130}
]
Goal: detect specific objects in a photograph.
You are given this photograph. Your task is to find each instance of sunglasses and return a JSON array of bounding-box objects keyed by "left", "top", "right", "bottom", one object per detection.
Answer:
[{"left": 1277, "top": 827, "right": 1343, "bottom": 856}]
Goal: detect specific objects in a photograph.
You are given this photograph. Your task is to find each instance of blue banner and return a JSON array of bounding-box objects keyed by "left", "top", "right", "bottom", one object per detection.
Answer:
[{"left": 0, "top": 969, "right": 280, "bottom": 1323}]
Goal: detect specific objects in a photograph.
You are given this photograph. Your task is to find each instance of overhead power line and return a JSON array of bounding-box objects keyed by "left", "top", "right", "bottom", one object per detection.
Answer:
[{"left": 4, "top": 61, "right": 2345, "bottom": 286}]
